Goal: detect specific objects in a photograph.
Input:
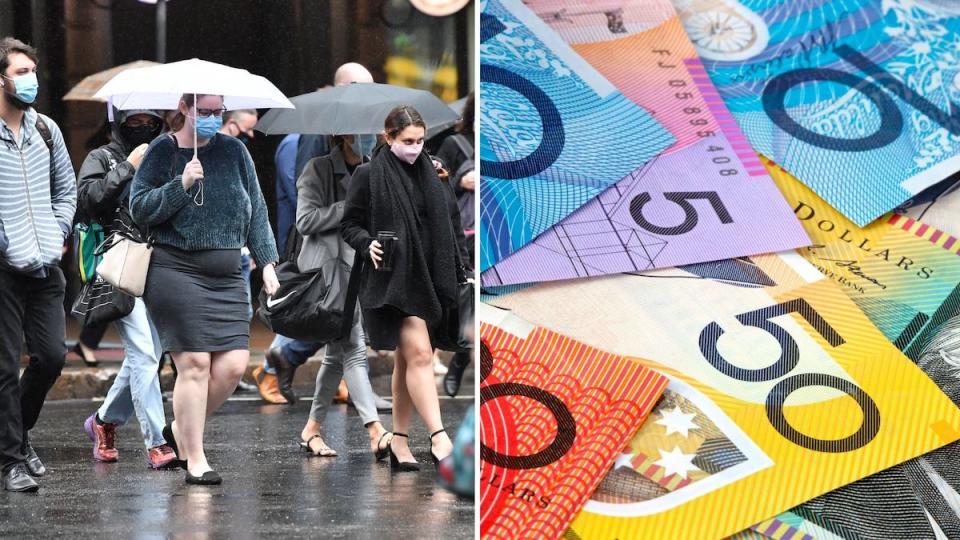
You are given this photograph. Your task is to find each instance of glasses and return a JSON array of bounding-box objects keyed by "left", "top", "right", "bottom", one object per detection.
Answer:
[{"left": 194, "top": 107, "right": 227, "bottom": 118}]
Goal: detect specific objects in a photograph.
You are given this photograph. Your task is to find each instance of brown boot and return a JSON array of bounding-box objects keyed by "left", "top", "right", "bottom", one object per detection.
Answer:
[
  {"left": 333, "top": 379, "right": 349, "bottom": 403},
  {"left": 253, "top": 366, "right": 288, "bottom": 404}
]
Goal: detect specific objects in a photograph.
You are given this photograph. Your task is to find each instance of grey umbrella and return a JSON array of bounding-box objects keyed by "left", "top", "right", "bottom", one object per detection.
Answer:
[
  {"left": 257, "top": 83, "right": 460, "bottom": 135},
  {"left": 427, "top": 95, "right": 470, "bottom": 138}
]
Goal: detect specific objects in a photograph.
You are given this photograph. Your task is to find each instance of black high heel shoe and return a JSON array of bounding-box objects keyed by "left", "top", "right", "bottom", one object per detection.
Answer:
[
  {"left": 429, "top": 428, "right": 448, "bottom": 466},
  {"left": 388, "top": 433, "right": 419, "bottom": 472},
  {"left": 374, "top": 431, "right": 393, "bottom": 462},
  {"left": 72, "top": 342, "right": 99, "bottom": 368}
]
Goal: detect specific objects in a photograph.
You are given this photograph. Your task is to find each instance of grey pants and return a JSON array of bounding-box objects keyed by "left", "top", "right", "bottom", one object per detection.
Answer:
[{"left": 310, "top": 315, "right": 380, "bottom": 426}]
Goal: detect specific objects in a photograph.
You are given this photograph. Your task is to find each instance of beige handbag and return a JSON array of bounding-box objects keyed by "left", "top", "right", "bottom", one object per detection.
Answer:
[{"left": 96, "top": 233, "right": 152, "bottom": 297}]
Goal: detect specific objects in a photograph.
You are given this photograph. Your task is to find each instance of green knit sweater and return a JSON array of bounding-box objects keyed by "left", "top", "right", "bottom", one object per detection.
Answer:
[{"left": 129, "top": 133, "right": 278, "bottom": 266}]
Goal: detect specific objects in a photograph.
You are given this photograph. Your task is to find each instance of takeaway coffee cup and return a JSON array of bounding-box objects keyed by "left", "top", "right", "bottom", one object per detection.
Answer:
[{"left": 376, "top": 231, "right": 398, "bottom": 272}]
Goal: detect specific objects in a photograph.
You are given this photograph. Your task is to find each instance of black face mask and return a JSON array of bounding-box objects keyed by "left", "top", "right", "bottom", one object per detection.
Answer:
[
  {"left": 236, "top": 133, "right": 250, "bottom": 146},
  {"left": 120, "top": 124, "right": 162, "bottom": 150}
]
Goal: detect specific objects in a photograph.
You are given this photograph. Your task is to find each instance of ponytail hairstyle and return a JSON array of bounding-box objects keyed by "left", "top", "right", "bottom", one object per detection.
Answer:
[{"left": 384, "top": 105, "right": 427, "bottom": 140}]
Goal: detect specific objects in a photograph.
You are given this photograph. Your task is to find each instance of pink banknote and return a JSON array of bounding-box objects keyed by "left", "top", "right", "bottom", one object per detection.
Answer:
[{"left": 481, "top": 0, "right": 809, "bottom": 287}]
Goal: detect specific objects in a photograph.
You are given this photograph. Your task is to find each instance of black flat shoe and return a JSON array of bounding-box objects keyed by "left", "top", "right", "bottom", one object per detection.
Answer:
[
  {"left": 429, "top": 429, "right": 448, "bottom": 466},
  {"left": 185, "top": 470, "right": 222, "bottom": 485},
  {"left": 72, "top": 342, "right": 99, "bottom": 368},
  {"left": 388, "top": 433, "right": 419, "bottom": 472},
  {"left": 23, "top": 445, "right": 45, "bottom": 477},
  {"left": 162, "top": 424, "right": 187, "bottom": 470},
  {"left": 374, "top": 432, "right": 393, "bottom": 462},
  {"left": 3, "top": 464, "right": 39, "bottom": 492}
]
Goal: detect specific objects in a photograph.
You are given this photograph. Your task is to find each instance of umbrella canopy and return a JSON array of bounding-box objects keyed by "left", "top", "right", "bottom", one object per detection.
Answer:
[
  {"left": 63, "top": 60, "right": 161, "bottom": 102},
  {"left": 93, "top": 58, "right": 294, "bottom": 111},
  {"left": 427, "top": 95, "right": 470, "bottom": 138},
  {"left": 256, "top": 83, "right": 458, "bottom": 136}
]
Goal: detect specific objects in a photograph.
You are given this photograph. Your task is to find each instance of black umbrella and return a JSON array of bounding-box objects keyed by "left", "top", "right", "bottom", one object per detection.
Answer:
[{"left": 257, "top": 83, "right": 460, "bottom": 135}]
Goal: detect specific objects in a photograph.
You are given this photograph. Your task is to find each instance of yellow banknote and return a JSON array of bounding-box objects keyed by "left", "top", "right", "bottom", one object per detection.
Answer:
[
  {"left": 765, "top": 155, "right": 960, "bottom": 361},
  {"left": 485, "top": 252, "right": 960, "bottom": 539}
]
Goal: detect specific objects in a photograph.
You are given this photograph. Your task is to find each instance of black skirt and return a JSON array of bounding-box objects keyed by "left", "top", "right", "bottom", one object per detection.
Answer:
[
  {"left": 362, "top": 305, "right": 408, "bottom": 351},
  {"left": 362, "top": 304, "right": 450, "bottom": 351},
  {"left": 143, "top": 245, "right": 249, "bottom": 352}
]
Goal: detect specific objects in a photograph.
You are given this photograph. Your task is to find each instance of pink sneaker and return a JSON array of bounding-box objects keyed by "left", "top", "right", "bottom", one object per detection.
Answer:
[
  {"left": 84, "top": 413, "right": 118, "bottom": 462},
  {"left": 147, "top": 445, "right": 177, "bottom": 469}
]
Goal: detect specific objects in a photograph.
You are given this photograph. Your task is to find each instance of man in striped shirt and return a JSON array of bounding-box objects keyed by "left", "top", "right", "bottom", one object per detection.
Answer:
[{"left": 0, "top": 37, "right": 77, "bottom": 493}]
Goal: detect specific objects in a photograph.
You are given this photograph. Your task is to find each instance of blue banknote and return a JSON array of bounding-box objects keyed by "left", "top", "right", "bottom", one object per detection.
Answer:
[
  {"left": 479, "top": 0, "right": 674, "bottom": 271},
  {"left": 673, "top": 0, "right": 960, "bottom": 226}
]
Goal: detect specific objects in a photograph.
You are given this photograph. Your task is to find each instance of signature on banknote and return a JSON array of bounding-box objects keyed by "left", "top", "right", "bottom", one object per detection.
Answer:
[{"left": 812, "top": 255, "right": 888, "bottom": 290}]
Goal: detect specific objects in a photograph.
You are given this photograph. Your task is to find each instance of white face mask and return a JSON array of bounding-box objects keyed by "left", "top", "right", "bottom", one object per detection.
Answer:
[{"left": 390, "top": 141, "right": 423, "bottom": 164}]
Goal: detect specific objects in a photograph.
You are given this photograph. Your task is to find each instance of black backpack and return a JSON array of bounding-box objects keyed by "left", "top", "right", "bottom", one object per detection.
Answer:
[{"left": 34, "top": 116, "right": 56, "bottom": 195}]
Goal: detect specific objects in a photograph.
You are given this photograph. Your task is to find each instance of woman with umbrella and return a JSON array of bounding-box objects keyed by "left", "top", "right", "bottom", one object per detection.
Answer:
[
  {"left": 341, "top": 105, "right": 463, "bottom": 471},
  {"left": 130, "top": 93, "right": 279, "bottom": 485}
]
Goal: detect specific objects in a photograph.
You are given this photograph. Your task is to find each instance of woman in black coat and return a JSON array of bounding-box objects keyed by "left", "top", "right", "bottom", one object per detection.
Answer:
[{"left": 341, "top": 106, "right": 465, "bottom": 471}]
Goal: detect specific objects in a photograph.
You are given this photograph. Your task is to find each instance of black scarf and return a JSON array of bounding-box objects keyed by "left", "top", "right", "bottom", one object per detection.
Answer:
[{"left": 362, "top": 145, "right": 459, "bottom": 324}]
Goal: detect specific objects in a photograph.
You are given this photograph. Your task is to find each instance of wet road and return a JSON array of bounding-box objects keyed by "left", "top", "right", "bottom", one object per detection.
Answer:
[{"left": 0, "top": 381, "right": 475, "bottom": 539}]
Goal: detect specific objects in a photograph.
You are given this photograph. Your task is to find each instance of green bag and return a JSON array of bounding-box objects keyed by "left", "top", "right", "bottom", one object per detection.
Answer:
[{"left": 73, "top": 222, "right": 105, "bottom": 284}]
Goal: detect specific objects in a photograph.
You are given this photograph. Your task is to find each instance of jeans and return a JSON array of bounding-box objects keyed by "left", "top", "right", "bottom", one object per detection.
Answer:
[
  {"left": 263, "top": 334, "right": 321, "bottom": 374},
  {"left": 310, "top": 316, "right": 379, "bottom": 426},
  {"left": 0, "top": 266, "right": 66, "bottom": 471},
  {"left": 97, "top": 297, "right": 166, "bottom": 449}
]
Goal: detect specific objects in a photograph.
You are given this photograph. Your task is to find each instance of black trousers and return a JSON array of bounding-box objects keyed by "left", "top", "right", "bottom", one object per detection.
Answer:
[{"left": 0, "top": 266, "right": 66, "bottom": 472}]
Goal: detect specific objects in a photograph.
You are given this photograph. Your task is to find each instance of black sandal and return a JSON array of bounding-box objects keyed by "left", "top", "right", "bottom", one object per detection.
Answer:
[
  {"left": 388, "top": 433, "right": 419, "bottom": 472},
  {"left": 374, "top": 431, "right": 393, "bottom": 462},
  {"left": 299, "top": 434, "right": 337, "bottom": 457},
  {"left": 429, "top": 429, "right": 448, "bottom": 465}
]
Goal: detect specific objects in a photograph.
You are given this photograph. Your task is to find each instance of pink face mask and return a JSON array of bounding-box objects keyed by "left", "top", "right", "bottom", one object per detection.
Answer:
[{"left": 390, "top": 141, "right": 423, "bottom": 165}]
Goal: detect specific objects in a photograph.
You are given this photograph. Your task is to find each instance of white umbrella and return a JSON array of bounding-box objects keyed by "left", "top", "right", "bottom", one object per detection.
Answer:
[{"left": 94, "top": 58, "right": 294, "bottom": 156}]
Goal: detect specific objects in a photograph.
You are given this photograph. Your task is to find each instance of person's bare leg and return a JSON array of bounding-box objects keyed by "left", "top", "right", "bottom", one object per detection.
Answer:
[
  {"left": 400, "top": 317, "right": 452, "bottom": 460},
  {"left": 366, "top": 421, "right": 388, "bottom": 454},
  {"left": 170, "top": 351, "right": 212, "bottom": 475},
  {"left": 206, "top": 350, "right": 248, "bottom": 416},
  {"left": 390, "top": 346, "right": 416, "bottom": 463}
]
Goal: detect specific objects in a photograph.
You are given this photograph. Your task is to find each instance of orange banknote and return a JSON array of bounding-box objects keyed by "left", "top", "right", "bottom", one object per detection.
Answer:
[{"left": 480, "top": 305, "right": 669, "bottom": 540}]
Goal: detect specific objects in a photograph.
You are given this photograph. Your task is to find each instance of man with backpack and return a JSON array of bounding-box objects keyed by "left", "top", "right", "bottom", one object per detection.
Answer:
[{"left": 0, "top": 37, "right": 77, "bottom": 492}]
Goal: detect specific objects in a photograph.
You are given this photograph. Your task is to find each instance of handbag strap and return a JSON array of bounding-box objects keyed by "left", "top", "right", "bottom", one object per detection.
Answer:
[{"left": 340, "top": 249, "right": 365, "bottom": 338}]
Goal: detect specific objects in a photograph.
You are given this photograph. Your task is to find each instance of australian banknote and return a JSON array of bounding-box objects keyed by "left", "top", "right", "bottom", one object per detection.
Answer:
[
  {"left": 673, "top": 0, "right": 960, "bottom": 226},
  {"left": 485, "top": 252, "right": 960, "bottom": 538},
  {"left": 479, "top": 305, "right": 668, "bottom": 540},
  {"left": 742, "top": 159, "right": 960, "bottom": 540},
  {"left": 479, "top": 0, "right": 673, "bottom": 271},
  {"left": 480, "top": 0, "right": 808, "bottom": 286}
]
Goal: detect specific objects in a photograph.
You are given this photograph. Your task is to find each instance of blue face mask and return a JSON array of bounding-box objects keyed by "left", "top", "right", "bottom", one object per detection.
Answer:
[
  {"left": 350, "top": 134, "right": 377, "bottom": 159},
  {"left": 193, "top": 113, "right": 222, "bottom": 139},
  {"left": 3, "top": 72, "right": 38, "bottom": 104}
]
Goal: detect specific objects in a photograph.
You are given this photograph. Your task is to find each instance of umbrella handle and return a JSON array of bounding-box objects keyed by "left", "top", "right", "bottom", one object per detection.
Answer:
[{"left": 193, "top": 92, "right": 198, "bottom": 160}]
